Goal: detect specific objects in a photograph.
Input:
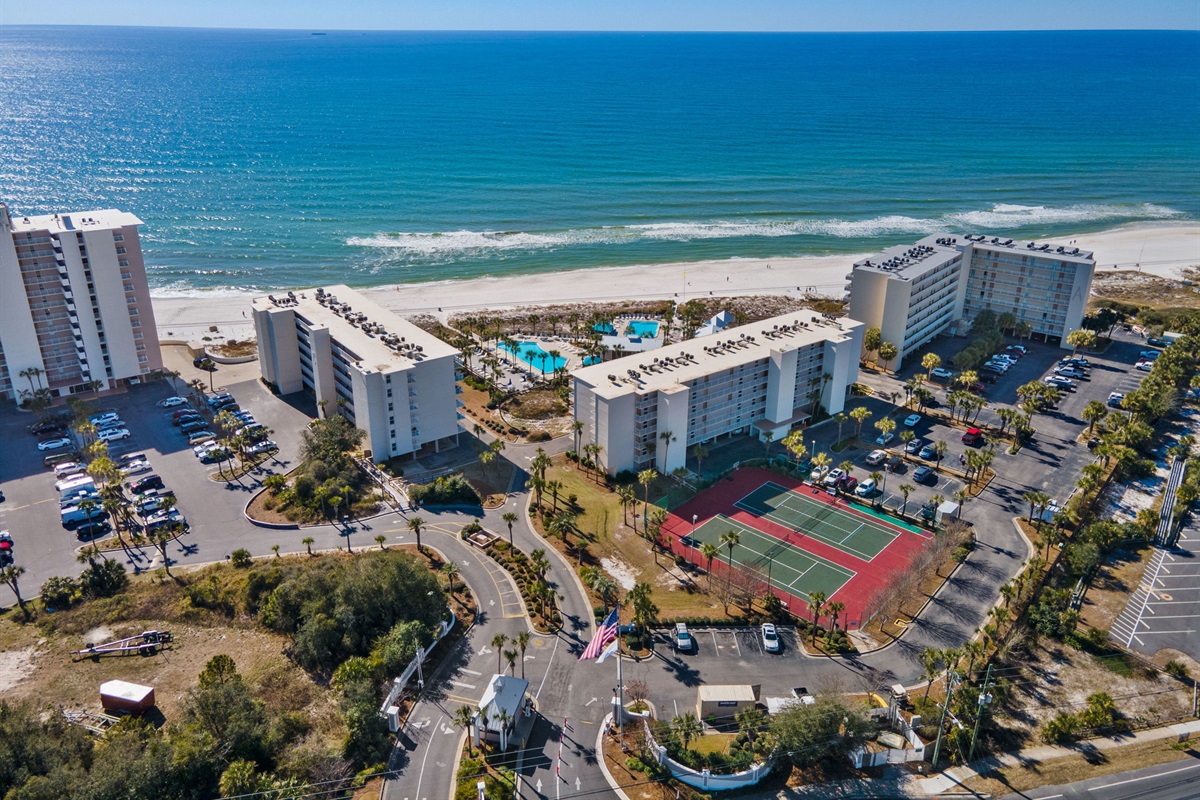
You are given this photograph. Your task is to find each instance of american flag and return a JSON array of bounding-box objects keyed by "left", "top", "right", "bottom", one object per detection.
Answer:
[{"left": 580, "top": 607, "right": 620, "bottom": 660}]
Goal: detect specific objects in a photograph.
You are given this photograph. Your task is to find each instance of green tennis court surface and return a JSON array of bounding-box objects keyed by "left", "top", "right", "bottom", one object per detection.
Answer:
[
  {"left": 734, "top": 481, "right": 899, "bottom": 561},
  {"left": 687, "top": 515, "right": 855, "bottom": 602}
]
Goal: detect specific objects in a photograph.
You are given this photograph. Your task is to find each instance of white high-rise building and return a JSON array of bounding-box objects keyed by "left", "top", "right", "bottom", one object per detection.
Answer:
[
  {"left": 572, "top": 311, "right": 864, "bottom": 476},
  {"left": 0, "top": 204, "right": 162, "bottom": 403},
  {"left": 252, "top": 285, "right": 460, "bottom": 459},
  {"left": 848, "top": 234, "right": 1096, "bottom": 369}
]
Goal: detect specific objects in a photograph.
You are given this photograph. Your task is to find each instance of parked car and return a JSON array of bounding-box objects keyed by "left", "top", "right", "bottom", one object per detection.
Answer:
[
  {"left": 904, "top": 438, "right": 926, "bottom": 454},
  {"left": 121, "top": 461, "right": 153, "bottom": 476},
  {"left": 171, "top": 409, "right": 198, "bottom": 422},
  {"left": 761, "top": 623, "right": 781, "bottom": 653},
  {"left": 194, "top": 441, "right": 222, "bottom": 456},
  {"left": 94, "top": 417, "right": 125, "bottom": 430},
  {"left": 1135, "top": 360, "right": 1154, "bottom": 372},
  {"left": 837, "top": 475, "right": 858, "bottom": 493},
  {"left": 918, "top": 444, "right": 938, "bottom": 460},
  {"left": 30, "top": 419, "right": 68, "bottom": 436},
  {"left": 187, "top": 432, "right": 215, "bottom": 445},
  {"left": 97, "top": 427, "right": 131, "bottom": 442},
  {"left": 129, "top": 475, "right": 165, "bottom": 495},
  {"left": 158, "top": 396, "right": 188, "bottom": 407},
  {"left": 674, "top": 622, "right": 694, "bottom": 652},
  {"left": 865, "top": 449, "right": 888, "bottom": 467},
  {"left": 118, "top": 451, "right": 147, "bottom": 465},
  {"left": 1006, "top": 344, "right": 1027, "bottom": 355},
  {"left": 1146, "top": 337, "right": 1169, "bottom": 348},
  {"left": 903, "top": 413, "right": 921, "bottom": 427},
  {"left": 930, "top": 367, "right": 954, "bottom": 380},
  {"left": 913, "top": 465, "right": 935, "bottom": 483},
  {"left": 875, "top": 431, "right": 896, "bottom": 446},
  {"left": 854, "top": 478, "right": 877, "bottom": 497},
  {"left": 962, "top": 428, "right": 984, "bottom": 446},
  {"left": 1140, "top": 350, "right": 1161, "bottom": 361},
  {"left": 137, "top": 495, "right": 167, "bottom": 515},
  {"left": 74, "top": 518, "right": 112, "bottom": 539},
  {"left": 200, "top": 448, "right": 232, "bottom": 464},
  {"left": 207, "top": 393, "right": 233, "bottom": 408},
  {"left": 1054, "top": 367, "right": 1087, "bottom": 379},
  {"left": 181, "top": 421, "right": 209, "bottom": 435},
  {"left": 1044, "top": 376, "right": 1075, "bottom": 389},
  {"left": 53, "top": 461, "right": 82, "bottom": 477},
  {"left": 88, "top": 412, "right": 119, "bottom": 425},
  {"left": 885, "top": 455, "right": 905, "bottom": 473},
  {"left": 37, "top": 437, "right": 72, "bottom": 451},
  {"left": 0, "top": 532, "right": 12, "bottom": 566},
  {"left": 245, "top": 440, "right": 278, "bottom": 456},
  {"left": 822, "top": 468, "right": 845, "bottom": 488},
  {"left": 174, "top": 414, "right": 203, "bottom": 427},
  {"left": 1108, "top": 392, "right": 1125, "bottom": 407},
  {"left": 920, "top": 500, "right": 938, "bottom": 520}
]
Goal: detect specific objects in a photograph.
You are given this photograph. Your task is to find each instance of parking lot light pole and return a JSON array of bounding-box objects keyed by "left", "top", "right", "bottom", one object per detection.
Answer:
[{"left": 691, "top": 514, "right": 698, "bottom": 564}]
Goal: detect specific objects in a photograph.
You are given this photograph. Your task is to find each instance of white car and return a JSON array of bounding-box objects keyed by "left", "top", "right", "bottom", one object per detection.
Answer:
[
  {"left": 1044, "top": 376, "right": 1074, "bottom": 389},
  {"left": 95, "top": 418, "right": 125, "bottom": 431},
  {"left": 822, "top": 468, "right": 845, "bottom": 488},
  {"left": 88, "top": 412, "right": 118, "bottom": 425},
  {"left": 1135, "top": 360, "right": 1154, "bottom": 372},
  {"left": 246, "top": 440, "right": 278, "bottom": 456},
  {"left": 121, "top": 461, "right": 153, "bottom": 476},
  {"left": 903, "top": 413, "right": 921, "bottom": 427},
  {"left": 761, "top": 623, "right": 781, "bottom": 653},
  {"left": 930, "top": 367, "right": 954, "bottom": 380},
  {"left": 38, "top": 437, "right": 72, "bottom": 451},
  {"left": 875, "top": 431, "right": 896, "bottom": 446},
  {"left": 158, "top": 396, "right": 188, "bottom": 408},
  {"left": 864, "top": 449, "right": 888, "bottom": 467},
  {"left": 97, "top": 428, "right": 131, "bottom": 442},
  {"left": 194, "top": 441, "right": 222, "bottom": 456},
  {"left": 855, "top": 478, "right": 877, "bottom": 497}
]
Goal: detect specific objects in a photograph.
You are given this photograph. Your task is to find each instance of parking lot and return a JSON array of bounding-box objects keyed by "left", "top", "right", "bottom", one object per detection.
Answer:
[{"left": 0, "top": 359, "right": 315, "bottom": 598}]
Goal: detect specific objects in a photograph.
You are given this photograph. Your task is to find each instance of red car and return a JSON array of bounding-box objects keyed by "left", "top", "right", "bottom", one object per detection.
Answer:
[{"left": 962, "top": 428, "right": 984, "bottom": 446}]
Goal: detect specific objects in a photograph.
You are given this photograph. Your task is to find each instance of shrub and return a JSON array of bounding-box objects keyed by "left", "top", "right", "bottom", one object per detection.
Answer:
[
  {"left": 625, "top": 756, "right": 647, "bottom": 773},
  {"left": 230, "top": 549, "right": 253, "bottom": 568},
  {"left": 1041, "top": 711, "right": 1080, "bottom": 744},
  {"left": 1165, "top": 660, "right": 1191, "bottom": 680},
  {"left": 527, "top": 431, "right": 551, "bottom": 443},
  {"left": 40, "top": 576, "right": 78, "bottom": 610},
  {"left": 409, "top": 474, "right": 480, "bottom": 506},
  {"left": 79, "top": 557, "right": 127, "bottom": 599}
]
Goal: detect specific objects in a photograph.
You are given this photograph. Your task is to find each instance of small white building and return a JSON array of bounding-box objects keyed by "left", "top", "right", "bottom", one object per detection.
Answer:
[
  {"left": 476, "top": 674, "right": 530, "bottom": 751},
  {"left": 695, "top": 310, "right": 735, "bottom": 338}
]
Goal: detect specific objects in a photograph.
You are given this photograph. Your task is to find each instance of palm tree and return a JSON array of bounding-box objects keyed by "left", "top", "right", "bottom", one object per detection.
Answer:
[
  {"left": 454, "top": 705, "right": 478, "bottom": 756},
  {"left": 1023, "top": 490, "right": 1050, "bottom": 523},
  {"left": 921, "top": 352, "right": 942, "bottom": 382},
  {"left": 516, "top": 631, "right": 530, "bottom": 678},
  {"left": 693, "top": 443, "right": 708, "bottom": 477},
  {"left": 271, "top": 544, "right": 281, "bottom": 558},
  {"left": 501, "top": 511, "right": 518, "bottom": 547},
  {"left": 849, "top": 406, "right": 871, "bottom": 439},
  {"left": 617, "top": 485, "right": 637, "bottom": 525},
  {"left": 302, "top": 536, "right": 315, "bottom": 556},
  {"left": 155, "top": 527, "right": 177, "bottom": 578},
  {"left": 375, "top": 534, "right": 387, "bottom": 550},
  {"left": 1, "top": 565, "right": 29, "bottom": 620},
  {"left": 637, "top": 469, "right": 656, "bottom": 532},
  {"left": 898, "top": 483, "right": 914, "bottom": 517},
  {"left": 672, "top": 713, "right": 701, "bottom": 752},
  {"left": 807, "top": 590, "right": 827, "bottom": 643},
  {"left": 919, "top": 647, "right": 942, "bottom": 702},
  {"left": 719, "top": 529, "right": 740, "bottom": 570},
  {"left": 700, "top": 542, "right": 720, "bottom": 591},
  {"left": 408, "top": 516, "right": 426, "bottom": 552},
  {"left": 504, "top": 648, "right": 518, "bottom": 676},
  {"left": 1082, "top": 400, "right": 1108, "bottom": 434},
  {"left": 659, "top": 430, "right": 677, "bottom": 471},
  {"left": 869, "top": 470, "right": 885, "bottom": 507},
  {"left": 491, "top": 633, "right": 508, "bottom": 673},
  {"left": 834, "top": 412, "right": 848, "bottom": 443},
  {"left": 933, "top": 440, "right": 947, "bottom": 472},
  {"left": 572, "top": 419, "right": 584, "bottom": 454},
  {"left": 826, "top": 600, "right": 845, "bottom": 632},
  {"left": 811, "top": 451, "right": 832, "bottom": 478}
]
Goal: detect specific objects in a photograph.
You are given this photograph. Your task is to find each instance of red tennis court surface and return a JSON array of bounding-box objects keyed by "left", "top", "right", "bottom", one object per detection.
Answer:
[{"left": 663, "top": 467, "right": 933, "bottom": 627}]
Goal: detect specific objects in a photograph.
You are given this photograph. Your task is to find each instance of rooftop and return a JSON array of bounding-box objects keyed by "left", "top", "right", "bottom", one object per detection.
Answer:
[
  {"left": 573, "top": 310, "right": 860, "bottom": 399},
  {"left": 252, "top": 284, "right": 458, "bottom": 374},
  {"left": 851, "top": 238, "right": 963, "bottom": 280},
  {"left": 949, "top": 233, "right": 1095, "bottom": 264},
  {"left": 478, "top": 674, "right": 528, "bottom": 732},
  {"left": 7, "top": 207, "right": 143, "bottom": 234}
]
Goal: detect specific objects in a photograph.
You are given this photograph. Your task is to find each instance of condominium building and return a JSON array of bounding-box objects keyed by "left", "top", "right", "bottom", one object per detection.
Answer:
[
  {"left": 0, "top": 204, "right": 162, "bottom": 403},
  {"left": 572, "top": 311, "right": 864, "bottom": 476},
  {"left": 252, "top": 285, "right": 459, "bottom": 459},
  {"left": 847, "top": 234, "right": 1095, "bottom": 368}
]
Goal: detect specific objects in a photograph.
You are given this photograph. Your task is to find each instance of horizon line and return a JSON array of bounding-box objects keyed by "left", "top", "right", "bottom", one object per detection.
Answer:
[{"left": 3, "top": 23, "right": 1198, "bottom": 34}]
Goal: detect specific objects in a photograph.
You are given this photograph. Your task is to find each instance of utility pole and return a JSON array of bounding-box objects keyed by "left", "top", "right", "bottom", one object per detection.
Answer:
[
  {"left": 931, "top": 671, "right": 958, "bottom": 770},
  {"left": 968, "top": 664, "right": 994, "bottom": 763}
]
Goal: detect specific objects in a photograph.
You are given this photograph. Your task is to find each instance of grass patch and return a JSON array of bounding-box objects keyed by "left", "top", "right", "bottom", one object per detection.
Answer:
[
  {"left": 505, "top": 387, "right": 568, "bottom": 421},
  {"left": 689, "top": 732, "right": 737, "bottom": 757}
]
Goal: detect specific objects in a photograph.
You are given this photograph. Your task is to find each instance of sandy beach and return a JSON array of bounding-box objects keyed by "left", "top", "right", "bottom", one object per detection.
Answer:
[{"left": 152, "top": 222, "right": 1200, "bottom": 343}]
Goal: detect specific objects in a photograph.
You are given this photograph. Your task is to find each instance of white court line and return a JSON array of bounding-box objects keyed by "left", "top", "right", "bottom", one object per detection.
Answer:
[{"left": 700, "top": 517, "right": 856, "bottom": 580}]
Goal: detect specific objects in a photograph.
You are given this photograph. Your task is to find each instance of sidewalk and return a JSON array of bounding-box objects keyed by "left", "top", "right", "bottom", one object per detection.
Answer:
[{"left": 916, "top": 719, "right": 1200, "bottom": 795}]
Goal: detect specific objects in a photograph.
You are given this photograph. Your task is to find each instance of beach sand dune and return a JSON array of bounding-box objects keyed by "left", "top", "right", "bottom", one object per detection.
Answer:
[{"left": 152, "top": 223, "right": 1200, "bottom": 343}]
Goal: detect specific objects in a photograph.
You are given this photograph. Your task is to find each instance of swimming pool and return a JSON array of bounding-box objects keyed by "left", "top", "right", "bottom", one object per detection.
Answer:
[
  {"left": 624, "top": 320, "right": 659, "bottom": 338},
  {"left": 499, "top": 341, "right": 567, "bottom": 375},
  {"left": 582, "top": 355, "right": 602, "bottom": 367},
  {"left": 593, "top": 319, "right": 659, "bottom": 338}
]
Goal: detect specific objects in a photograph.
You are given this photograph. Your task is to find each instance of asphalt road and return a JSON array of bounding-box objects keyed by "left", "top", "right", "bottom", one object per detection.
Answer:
[{"left": 1001, "top": 755, "right": 1200, "bottom": 800}]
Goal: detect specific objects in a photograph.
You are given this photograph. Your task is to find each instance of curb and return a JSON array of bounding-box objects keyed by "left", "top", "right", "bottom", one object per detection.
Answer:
[{"left": 595, "top": 713, "right": 636, "bottom": 800}]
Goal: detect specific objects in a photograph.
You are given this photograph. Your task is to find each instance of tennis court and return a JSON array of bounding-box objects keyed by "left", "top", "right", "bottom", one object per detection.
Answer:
[
  {"left": 686, "top": 515, "right": 856, "bottom": 603},
  {"left": 734, "top": 481, "right": 901, "bottom": 561}
]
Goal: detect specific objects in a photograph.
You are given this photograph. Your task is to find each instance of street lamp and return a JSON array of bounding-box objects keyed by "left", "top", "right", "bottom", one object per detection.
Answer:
[{"left": 690, "top": 514, "right": 699, "bottom": 565}]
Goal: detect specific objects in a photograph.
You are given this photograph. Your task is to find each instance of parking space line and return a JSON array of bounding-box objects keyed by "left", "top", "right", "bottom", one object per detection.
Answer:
[
  {"left": 710, "top": 631, "right": 720, "bottom": 657},
  {"left": 730, "top": 633, "right": 741, "bottom": 658}
]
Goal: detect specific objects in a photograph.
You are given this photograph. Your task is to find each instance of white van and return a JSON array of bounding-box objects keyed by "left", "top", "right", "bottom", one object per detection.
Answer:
[
  {"left": 56, "top": 475, "right": 95, "bottom": 495},
  {"left": 61, "top": 505, "right": 99, "bottom": 529}
]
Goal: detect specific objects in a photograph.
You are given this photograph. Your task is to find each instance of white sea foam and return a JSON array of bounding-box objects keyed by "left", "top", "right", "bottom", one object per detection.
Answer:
[{"left": 347, "top": 203, "right": 1184, "bottom": 257}]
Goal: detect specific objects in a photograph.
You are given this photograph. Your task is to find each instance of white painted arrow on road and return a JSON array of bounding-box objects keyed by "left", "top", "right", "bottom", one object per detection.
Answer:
[
  {"left": 479, "top": 646, "right": 493, "bottom": 656},
  {"left": 536, "top": 779, "right": 543, "bottom": 794},
  {"left": 575, "top": 777, "right": 581, "bottom": 791},
  {"left": 585, "top": 697, "right": 597, "bottom": 706},
  {"left": 410, "top": 718, "right": 431, "bottom": 729},
  {"left": 489, "top": 599, "right": 495, "bottom": 606}
]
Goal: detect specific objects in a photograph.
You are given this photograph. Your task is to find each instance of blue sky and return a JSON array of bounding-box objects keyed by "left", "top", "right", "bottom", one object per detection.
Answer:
[{"left": 2, "top": 0, "right": 1197, "bottom": 30}]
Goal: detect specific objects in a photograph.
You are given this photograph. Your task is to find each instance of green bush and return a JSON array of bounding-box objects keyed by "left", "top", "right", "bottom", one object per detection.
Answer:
[
  {"left": 409, "top": 473, "right": 480, "bottom": 506},
  {"left": 1165, "top": 660, "right": 1191, "bottom": 680},
  {"left": 230, "top": 549, "right": 253, "bottom": 568},
  {"left": 40, "top": 576, "right": 78, "bottom": 610},
  {"left": 527, "top": 430, "right": 551, "bottom": 443}
]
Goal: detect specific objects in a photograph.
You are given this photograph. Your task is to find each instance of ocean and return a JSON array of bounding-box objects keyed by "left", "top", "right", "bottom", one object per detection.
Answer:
[{"left": 0, "top": 27, "right": 1197, "bottom": 295}]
